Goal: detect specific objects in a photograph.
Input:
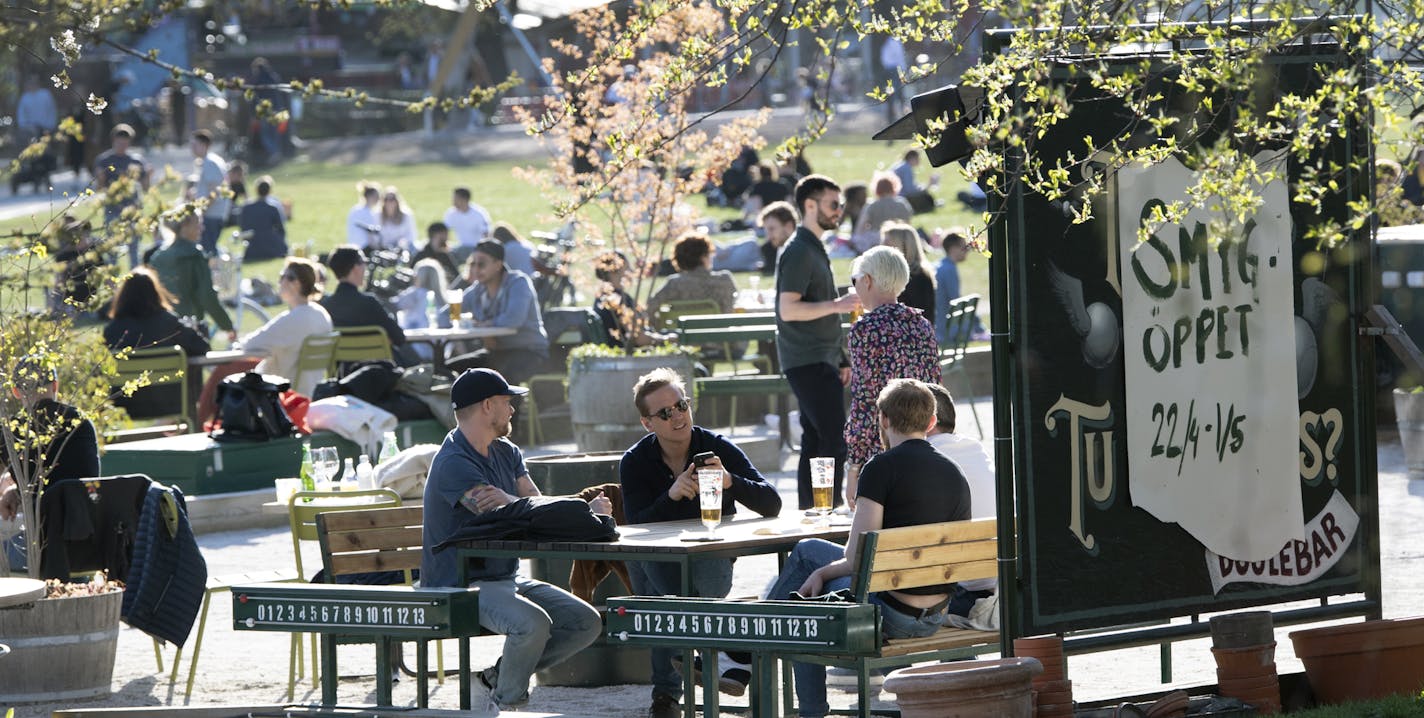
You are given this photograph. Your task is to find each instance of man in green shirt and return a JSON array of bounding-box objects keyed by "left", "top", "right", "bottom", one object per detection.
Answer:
[
  {"left": 149, "top": 209, "right": 235, "bottom": 340},
  {"left": 775, "top": 174, "right": 861, "bottom": 509}
]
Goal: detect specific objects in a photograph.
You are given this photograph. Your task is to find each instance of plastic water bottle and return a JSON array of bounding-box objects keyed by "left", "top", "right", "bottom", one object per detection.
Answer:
[
  {"left": 340, "top": 458, "right": 357, "bottom": 491},
  {"left": 379, "top": 430, "right": 400, "bottom": 464},
  {"left": 356, "top": 454, "right": 375, "bottom": 491}
]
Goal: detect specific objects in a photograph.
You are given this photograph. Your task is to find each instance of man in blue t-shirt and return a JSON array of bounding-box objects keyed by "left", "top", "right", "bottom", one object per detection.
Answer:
[{"left": 421, "top": 368, "right": 605, "bottom": 711}]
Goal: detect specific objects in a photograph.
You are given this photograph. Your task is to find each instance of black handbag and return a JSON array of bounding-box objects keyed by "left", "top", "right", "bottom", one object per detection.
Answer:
[{"left": 210, "top": 371, "right": 296, "bottom": 442}]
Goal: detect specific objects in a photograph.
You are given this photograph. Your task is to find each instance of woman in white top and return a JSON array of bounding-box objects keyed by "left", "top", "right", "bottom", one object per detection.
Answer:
[
  {"left": 377, "top": 186, "right": 417, "bottom": 253},
  {"left": 238, "top": 257, "right": 333, "bottom": 395}
]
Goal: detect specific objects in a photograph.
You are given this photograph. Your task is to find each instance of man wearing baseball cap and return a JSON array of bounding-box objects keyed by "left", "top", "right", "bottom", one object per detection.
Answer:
[{"left": 421, "top": 368, "right": 606, "bottom": 712}]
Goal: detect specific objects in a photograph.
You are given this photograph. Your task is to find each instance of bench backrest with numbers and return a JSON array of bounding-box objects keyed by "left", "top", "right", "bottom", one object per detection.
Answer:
[
  {"left": 605, "top": 596, "right": 880, "bottom": 656},
  {"left": 607, "top": 517, "right": 1003, "bottom": 718},
  {"left": 231, "top": 582, "right": 480, "bottom": 639},
  {"left": 231, "top": 581, "right": 481, "bottom": 708}
]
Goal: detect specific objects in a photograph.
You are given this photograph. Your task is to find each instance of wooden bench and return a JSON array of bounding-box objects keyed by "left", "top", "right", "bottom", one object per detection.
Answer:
[
  {"left": 779, "top": 517, "right": 1002, "bottom": 717},
  {"left": 310, "top": 505, "right": 478, "bottom": 709},
  {"left": 678, "top": 312, "right": 776, "bottom": 331}
]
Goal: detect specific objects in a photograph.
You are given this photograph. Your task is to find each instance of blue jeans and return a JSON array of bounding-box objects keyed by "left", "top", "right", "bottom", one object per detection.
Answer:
[
  {"left": 472, "top": 576, "right": 602, "bottom": 707},
  {"left": 201, "top": 216, "right": 225, "bottom": 255},
  {"left": 765, "top": 539, "right": 947, "bottom": 718},
  {"left": 628, "top": 558, "right": 734, "bottom": 700}
]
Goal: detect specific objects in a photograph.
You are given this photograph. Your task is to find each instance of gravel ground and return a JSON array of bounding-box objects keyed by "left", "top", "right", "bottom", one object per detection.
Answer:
[{"left": 9, "top": 413, "right": 1423, "bottom": 718}]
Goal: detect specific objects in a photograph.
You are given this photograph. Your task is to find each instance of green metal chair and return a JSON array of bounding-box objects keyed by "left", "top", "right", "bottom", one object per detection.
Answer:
[
  {"left": 333, "top": 325, "right": 395, "bottom": 375},
  {"left": 524, "top": 309, "right": 611, "bottom": 444},
  {"left": 939, "top": 293, "right": 982, "bottom": 436},
  {"left": 295, "top": 331, "right": 340, "bottom": 378},
  {"left": 109, "top": 346, "right": 193, "bottom": 440}
]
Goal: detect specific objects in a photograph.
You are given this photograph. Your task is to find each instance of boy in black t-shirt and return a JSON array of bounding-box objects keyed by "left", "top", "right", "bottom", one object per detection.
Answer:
[{"left": 762, "top": 378, "right": 970, "bottom": 718}]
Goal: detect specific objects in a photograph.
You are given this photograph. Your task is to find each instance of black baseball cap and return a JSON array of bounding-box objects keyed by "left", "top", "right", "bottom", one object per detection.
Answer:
[{"left": 450, "top": 368, "right": 527, "bottom": 410}]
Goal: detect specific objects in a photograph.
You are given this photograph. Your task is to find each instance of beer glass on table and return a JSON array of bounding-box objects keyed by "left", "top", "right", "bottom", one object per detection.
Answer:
[
  {"left": 698, "top": 468, "right": 723, "bottom": 538},
  {"left": 445, "top": 288, "right": 464, "bottom": 327},
  {"left": 811, "top": 457, "right": 835, "bottom": 523}
]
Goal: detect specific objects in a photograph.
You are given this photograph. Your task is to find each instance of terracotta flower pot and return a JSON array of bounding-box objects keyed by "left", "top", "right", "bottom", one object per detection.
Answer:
[
  {"left": 1028, "top": 657, "right": 1066, "bottom": 683},
  {"left": 884, "top": 657, "right": 1042, "bottom": 718},
  {"left": 1211, "top": 642, "right": 1276, "bottom": 675},
  {"left": 1289, "top": 616, "right": 1424, "bottom": 703},
  {"left": 1218, "top": 671, "right": 1279, "bottom": 694},
  {"left": 1209, "top": 611, "right": 1274, "bottom": 649}
]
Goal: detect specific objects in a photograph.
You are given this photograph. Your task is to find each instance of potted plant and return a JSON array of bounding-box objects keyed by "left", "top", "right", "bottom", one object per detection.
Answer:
[
  {"left": 513, "top": 5, "right": 769, "bottom": 451},
  {"left": 0, "top": 225, "right": 136, "bottom": 703}
]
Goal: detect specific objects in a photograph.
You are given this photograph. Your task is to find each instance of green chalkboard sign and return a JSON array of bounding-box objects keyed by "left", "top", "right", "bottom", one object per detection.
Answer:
[{"left": 985, "top": 31, "right": 1380, "bottom": 635}]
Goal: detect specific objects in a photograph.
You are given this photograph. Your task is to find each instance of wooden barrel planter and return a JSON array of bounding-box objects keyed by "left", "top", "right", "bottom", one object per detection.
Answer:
[
  {"left": 0, "top": 589, "right": 123, "bottom": 703},
  {"left": 568, "top": 353, "right": 695, "bottom": 452}
]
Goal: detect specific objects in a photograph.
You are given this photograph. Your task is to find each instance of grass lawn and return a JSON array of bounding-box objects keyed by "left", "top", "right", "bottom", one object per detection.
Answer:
[
  {"left": 1286, "top": 693, "right": 1424, "bottom": 717},
  {"left": 4, "top": 133, "right": 993, "bottom": 323}
]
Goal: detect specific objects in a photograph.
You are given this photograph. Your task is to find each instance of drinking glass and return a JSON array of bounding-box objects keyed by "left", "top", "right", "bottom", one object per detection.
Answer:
[
  {"left": 810, "top": 457, "right": 835, "bottom": 521},
  {"left": 444, "top": 288, "right": 464, "bottom": 327},
  {"left": 312, "top": 447, "right": 340, "bottom": 488},
  {"left": 697, "top": 468, "right": 723, "bottom": 538}
]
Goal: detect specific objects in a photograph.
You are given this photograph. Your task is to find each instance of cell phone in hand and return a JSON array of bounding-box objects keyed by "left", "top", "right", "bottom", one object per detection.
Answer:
[{"left": 693, "top": 451, "right": 716, "bottom": 467}]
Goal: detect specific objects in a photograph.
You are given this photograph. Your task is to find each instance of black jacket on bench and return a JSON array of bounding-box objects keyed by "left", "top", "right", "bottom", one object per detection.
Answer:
[{"left": 433, "top": 496, "right": 618, "bottom": 555}]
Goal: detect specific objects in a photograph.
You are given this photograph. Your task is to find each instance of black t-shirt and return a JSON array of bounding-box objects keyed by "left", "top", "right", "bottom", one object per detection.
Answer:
[
  {"left": 898, "top": 270, "right": 936, "bottom": 326},
  {"left": 856, "top": 438, "right": 971, "bottom": 595},
  {"left": 0, "top": 398, "right": 101, "bottom": 487}
]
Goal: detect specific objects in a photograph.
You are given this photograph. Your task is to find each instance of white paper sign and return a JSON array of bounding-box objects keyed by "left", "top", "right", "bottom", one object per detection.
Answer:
[{"left": 1117, "top": 154, "right": 1302, "bottom": 561}]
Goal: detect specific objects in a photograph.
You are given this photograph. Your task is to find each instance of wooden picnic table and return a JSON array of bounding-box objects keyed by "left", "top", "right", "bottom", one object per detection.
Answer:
[{"left": 454, "top": 511, "right": 851, "bottom": 718}]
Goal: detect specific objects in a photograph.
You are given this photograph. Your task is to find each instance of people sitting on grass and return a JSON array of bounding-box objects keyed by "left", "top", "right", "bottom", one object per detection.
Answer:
[
  {"left": 850, "top": 171, "right": 913, "bottom": 255},
  {"left": 619, "top": 368, "right": 783, "bottom": 718},
  {"left": 762, "top": 378, "right": 971, "bottom": 718},
  {"left": 346, "top": 181, "right": 382, "bottom": 248},
  {"left": 238, "top": 175, "right": 288, "bottom": 261}
]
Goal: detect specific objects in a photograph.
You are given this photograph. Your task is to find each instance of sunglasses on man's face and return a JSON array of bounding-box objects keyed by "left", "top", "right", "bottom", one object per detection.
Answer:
[{"left": 647, "top": 398, "right": 692, "bottom": 421}]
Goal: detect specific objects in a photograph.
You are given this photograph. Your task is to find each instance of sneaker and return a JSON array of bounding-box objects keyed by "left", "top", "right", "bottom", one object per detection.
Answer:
[
  {"left": 648, "top": 692, "right": 680, "bottom": 718},
  {"left": 717, "top": 652, "right": 751, "bottom": 697}
]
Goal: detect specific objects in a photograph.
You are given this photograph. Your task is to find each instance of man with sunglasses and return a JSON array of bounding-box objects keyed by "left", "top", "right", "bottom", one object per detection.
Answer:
[
  {"left": 776, "top": 174, "right": 862, "bottom": 510},
  {"left": 619, "top": 367, "right": 782, "bottom": 718}
]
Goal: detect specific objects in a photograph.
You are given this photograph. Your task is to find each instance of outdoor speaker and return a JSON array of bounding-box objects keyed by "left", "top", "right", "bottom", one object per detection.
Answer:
[{"left": 874, "top": 83, "right": 986, "bottom": 167}]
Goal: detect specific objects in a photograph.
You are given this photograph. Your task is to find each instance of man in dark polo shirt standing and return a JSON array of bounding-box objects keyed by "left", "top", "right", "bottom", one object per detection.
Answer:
[{"left": 775, "top": 174, "right": 861, "bottom": 509}]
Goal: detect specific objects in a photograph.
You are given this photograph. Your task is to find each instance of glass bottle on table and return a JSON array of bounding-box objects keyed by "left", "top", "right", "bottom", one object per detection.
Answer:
[{"left": 298, "top": 444, "right": 316, "bottom": 502}]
